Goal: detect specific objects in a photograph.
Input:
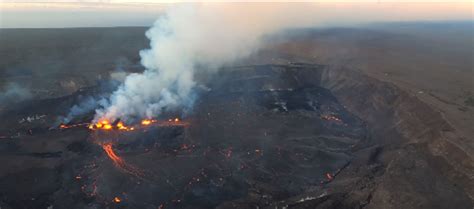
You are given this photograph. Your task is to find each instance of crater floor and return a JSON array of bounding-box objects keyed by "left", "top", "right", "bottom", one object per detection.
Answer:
[{"left": 0, "top": 64, "right": 369, "bottom": 209}]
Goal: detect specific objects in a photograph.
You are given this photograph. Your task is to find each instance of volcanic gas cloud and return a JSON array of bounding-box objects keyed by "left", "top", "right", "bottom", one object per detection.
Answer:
[{"left": 92, "top": 4, "right": 324, "bottom": 123}]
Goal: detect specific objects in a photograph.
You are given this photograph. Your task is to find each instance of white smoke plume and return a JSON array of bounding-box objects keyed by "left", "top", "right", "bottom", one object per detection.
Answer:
[
  {"left": 96, "top": 2, "right": 461, "bottom": 122},
  {"left": 94, "top": 4, "right": 320, "bottom": 122},
  {"left": 59, "top": 96, "right": 104, "bottom": 124}
]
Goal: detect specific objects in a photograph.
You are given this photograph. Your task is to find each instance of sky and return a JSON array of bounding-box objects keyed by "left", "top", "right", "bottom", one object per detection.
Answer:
[{"left": 0, "top": 1, "right": 472, "bottom": 28}]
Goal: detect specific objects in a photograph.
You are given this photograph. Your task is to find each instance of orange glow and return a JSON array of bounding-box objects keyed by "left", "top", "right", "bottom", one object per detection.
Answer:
[
  {"left": 90, "top": 119, "right": 128, "bottom": 131},
  {"left": 102, "top": 142, "right": 144, "bottom": 178},
  {"left": 103, "top": 143, "right": 124, "bottom": 166},
  {"left": 59, "top": 122, "right": 91, "bottom": 129},
  {"left": 141, "top": 119, "right": 152, "bottom": 125},
  {"left": 113, "top": 197, "right": 121, "bottom": 203},
  {"left": 88, "top": 118, "right": 187, "bottom": 131},
  {"left": 91, "top": 120, "right": 110, "bottom": 129}
]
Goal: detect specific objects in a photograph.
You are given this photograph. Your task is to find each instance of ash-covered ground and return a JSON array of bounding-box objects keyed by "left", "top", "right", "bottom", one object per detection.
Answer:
[
  {"left": 0, "top": 64, "right": 369, "bottom": 209},
  {"left": 0, "top": 25, "right": 472, "bottom": 209}
]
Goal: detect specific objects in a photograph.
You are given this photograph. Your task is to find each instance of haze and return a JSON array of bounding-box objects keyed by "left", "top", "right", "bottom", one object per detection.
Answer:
[{"left": 0, "top": 1, "right": 472, "bottom": 28}]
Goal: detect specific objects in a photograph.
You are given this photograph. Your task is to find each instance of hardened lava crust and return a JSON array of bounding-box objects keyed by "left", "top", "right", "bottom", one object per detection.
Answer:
[{"left": 0, "top": 64, "right": 472, "bottom": 209}]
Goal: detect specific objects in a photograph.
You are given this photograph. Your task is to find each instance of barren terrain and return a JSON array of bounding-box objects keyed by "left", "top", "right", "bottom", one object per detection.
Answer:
[{"left": 0, "top": 22, "right": 472, "bottom": 209}]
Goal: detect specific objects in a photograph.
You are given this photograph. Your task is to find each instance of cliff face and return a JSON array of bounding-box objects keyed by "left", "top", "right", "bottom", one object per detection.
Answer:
[
  {"left": 318, "top": 66, "right": 473, "bottom": 209},
  {"left": 211, "top": 64, "right": 472, "bottom": 209}
]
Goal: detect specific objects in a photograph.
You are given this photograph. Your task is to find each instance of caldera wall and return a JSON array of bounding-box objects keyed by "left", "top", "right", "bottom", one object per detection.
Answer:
[{"left": 319, "top": 66, "right": 473, "bottom": 209}]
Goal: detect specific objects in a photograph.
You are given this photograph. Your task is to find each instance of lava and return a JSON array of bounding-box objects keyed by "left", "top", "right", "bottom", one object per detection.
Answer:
[
  {"left": 141, "top": 119, "right": 154, "bottom": 125},
  {"left": 101, "top": 143, "right": 145, "bottom": 179},
  {"left": 87, "top": 117, "right": 189, "bottom": 180},
  {"left": 116, "top": 121, "right": 133, "bottom": 131},
  {"left": 90, "top": 120, "right": 115, "bottom": 130},
  {"left": 102, "top": 143, "right": 124, "bottom": 166},
  {"left": 88, "top": 118, "right": 186, "bottom": 131},
  {"left": 58, "top": 122, "right": 90, "bottom": 129}
]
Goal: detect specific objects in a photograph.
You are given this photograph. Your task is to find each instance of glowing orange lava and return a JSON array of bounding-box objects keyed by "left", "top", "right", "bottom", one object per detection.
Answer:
[
  {"left": 116, "top": 122, "right": 126, "bottom": 130},
  {"left": 89, "top": 119, "right": 133, "bottom": 131},
  {"left": 141, "top": 119, "right": 153, "bottom": 125},
  {"left": 102, "top": 143, "right": 124, "bottom": 166},
  {"left": 60, "top": 118, "right": 183, "bottom": 131},
  {"left": 90, "top": 120, "right": 109, "bottom": 130},
  {"left": 88, "top": 118, "right": 186, "bottom": 131},
  {"left": 59, "top": 122, "right": 90, "bottom": 129},
  {"left": 101, "top": 143, "right": 144, "bottom": 179}
]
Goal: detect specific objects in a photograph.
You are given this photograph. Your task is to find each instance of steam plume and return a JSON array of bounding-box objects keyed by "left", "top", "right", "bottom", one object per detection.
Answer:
[
  {"left": 59, "top": 96, "right": 104, "bottom": 124},
  {"left": 93, "top": 4, "right": 327, "bottom": 122},
  {"left": 95, "top": 4, "right": 422, "bottom": 120}
]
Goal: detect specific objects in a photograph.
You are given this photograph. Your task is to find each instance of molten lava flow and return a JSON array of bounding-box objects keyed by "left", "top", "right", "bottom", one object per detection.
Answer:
[
  {"left": 102, "top": 143, "right": 124, "bottom": 166},
  {"left": 115, "top": 121, "right": 134, "bottom": 131},
  {"left": 93, "top": 120, "right": 112, "bottom": 130},
  {"left": 116, "top": 122, "right": 124, "bottom": 129},
  {"left": 90, "top": 117, "right": 187, "bottom": 180},
  {"left": 140, "top": 119, "right": 159, "bottom": 126},
  {"left": 89, "top": 119, "right": 134, "bottom": 131},
  {"left": 141, "top": 118, "right": 186, "bottom": 127},
  {"left": 59, "top": 122, "right": 91, "bottom": 130},
  {"left": 88, "top": 117, "right": 187, "bottom": 132},
  {"left": 101, "top": 143, "right": 144, "bottom": 179}
]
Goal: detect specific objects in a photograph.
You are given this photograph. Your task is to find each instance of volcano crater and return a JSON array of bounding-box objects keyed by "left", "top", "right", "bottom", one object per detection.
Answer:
[{"left": 0, "top": 63, "right": 471, "bottom": 209}]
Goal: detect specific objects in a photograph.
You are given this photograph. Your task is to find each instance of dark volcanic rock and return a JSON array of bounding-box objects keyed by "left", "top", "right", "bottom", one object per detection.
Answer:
[{"left": 0, "top": 64, "right": 471, "bottom": 209}]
